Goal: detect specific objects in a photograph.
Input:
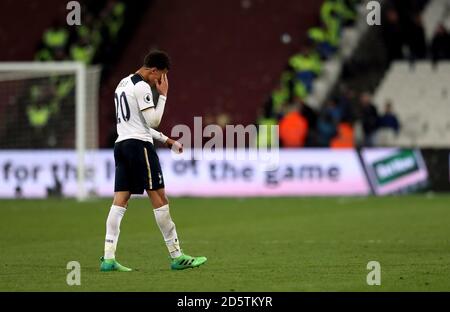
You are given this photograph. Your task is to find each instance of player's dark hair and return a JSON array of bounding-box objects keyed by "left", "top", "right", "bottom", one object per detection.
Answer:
[{"left": 143, "top": 50, "right": 171, "bottom": 70}]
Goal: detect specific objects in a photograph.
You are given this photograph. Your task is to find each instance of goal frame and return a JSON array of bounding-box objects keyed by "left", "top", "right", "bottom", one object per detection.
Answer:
[{"left": 0, "top": 62, "right": 89, "bottom": 201}]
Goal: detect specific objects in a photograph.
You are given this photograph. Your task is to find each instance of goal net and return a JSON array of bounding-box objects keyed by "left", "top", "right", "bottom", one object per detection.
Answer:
[{"left": 0, "top": 62, "right": 101, "bottom": 200}]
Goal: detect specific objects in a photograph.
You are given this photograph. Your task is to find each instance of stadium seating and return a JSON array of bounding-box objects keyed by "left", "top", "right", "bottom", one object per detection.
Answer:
[
  {"left": 98, "top": 0, "right": 323, "bottom": 147},
  {"left": 423, "top": 0, "right": 450, "bottom": 42},
  {"left": 307, "top": 3, "right": 369, "bottom": 108},
  {"left": 373, "top": 60, "right": 450, "bottom": 147}
]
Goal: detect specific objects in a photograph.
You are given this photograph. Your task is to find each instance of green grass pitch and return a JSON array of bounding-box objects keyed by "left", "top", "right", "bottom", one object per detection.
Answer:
[{"left": 0, "top": 196, "right": 449, "bottom": 291}]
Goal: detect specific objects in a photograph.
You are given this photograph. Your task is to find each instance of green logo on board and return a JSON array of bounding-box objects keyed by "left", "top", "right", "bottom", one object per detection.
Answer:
[{"left": 372, "top": 150, "right": 419, "bottom": 186}]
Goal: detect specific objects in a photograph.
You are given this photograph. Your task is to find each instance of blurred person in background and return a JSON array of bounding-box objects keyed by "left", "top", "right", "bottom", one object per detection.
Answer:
[
  {"left": 336, "top": 85, "right": 357, "bottom": 124},
  {"left": 382, "top": 7, "right": 404, "bottom": 62},
  {"left": 431, "top": 23, "right": 450, "bottom": 63},
  {"left": 330, "top": 115, "right": 354, "bottom": 148},
  {"left": 320, "top": 0, "right": 356, "bottom": 49},
  {"left": 405, "top": 14, "right": 427, "bottom": 60},
  {"left": 279, "top": 104, "right": 309, "bottom": 148},
  {"left": 35, "top": 21, "right": 69, "bottom": 61},
  {"left": 323, "top": 98, "right": 342, "bottom": 124},
  {"left": 359, "top": 92, "right": 379, "bottom": 147},
  {"left": 298, "top": 98, "right": 317, "bottom": 129},
  {"left": 296, "top": 97, "right": 318, "bottom": 146},
  {"left": 317, "top": 110, "right": 337, "bottom": 147},
  {"left": 288, "top": 46, "right": 322, "bottom": 93},
  {"left": 379, "top": 100, "right": 400, "bottom": 135},
  {"left": 269, "top": 81, "right": 290, "bottom": 117},
  {"left": 256, "top": 96, "right": 279, "bottom": 148}
]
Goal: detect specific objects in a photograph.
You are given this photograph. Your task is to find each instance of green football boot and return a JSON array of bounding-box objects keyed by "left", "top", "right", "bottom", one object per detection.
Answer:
[
  {"left": 100, "top": 257, "right": 132, "bottom": 272},
  {"left": 170, "top": 253, "right": 207, "bottom": 270}
]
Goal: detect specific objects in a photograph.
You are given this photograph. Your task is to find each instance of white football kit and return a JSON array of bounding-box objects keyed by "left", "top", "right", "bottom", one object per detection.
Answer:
[
  {"left": 103, "top": 70, "right": 207, "bottom": 268},
  {"left": 114, "top": 73, "right": 167, "bottom": 144}
]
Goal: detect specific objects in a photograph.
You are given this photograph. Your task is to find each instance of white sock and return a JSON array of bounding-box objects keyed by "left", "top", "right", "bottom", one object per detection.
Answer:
[
  {"left": 153, "top": 204, "right": 182, "bottom": 258},
  {"left": 104, "top": 205, "right": 126, "bottom": 260}
]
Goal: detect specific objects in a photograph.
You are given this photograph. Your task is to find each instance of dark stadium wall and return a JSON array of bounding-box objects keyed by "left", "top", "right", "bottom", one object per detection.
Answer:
[
  {"left": 0, "top": 0, "right": 66, "bottom": 60},
  {"left": 99, "top": 0, "right": 323, "bottom": 147}
]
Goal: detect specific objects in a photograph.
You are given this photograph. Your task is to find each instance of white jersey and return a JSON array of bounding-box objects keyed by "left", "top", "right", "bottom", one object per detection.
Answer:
[{"left": 114, "top": 73, "right": 167, "bottom": 144}]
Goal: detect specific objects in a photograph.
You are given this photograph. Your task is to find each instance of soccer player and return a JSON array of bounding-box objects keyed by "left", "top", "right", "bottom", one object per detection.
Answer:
[{"left": 100, "top": 50, "right": 207, "bottom": 272}]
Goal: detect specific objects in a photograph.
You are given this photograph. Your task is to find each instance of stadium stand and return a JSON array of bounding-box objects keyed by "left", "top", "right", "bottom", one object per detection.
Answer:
[
  {"left": 0, "top": 0, "right": 147, "bottom": 149},
  {"left": 267, "top": 0, "right": 450, "bottom": 148},
  {"left": 257, "top": 0, "right": 365, "bottom": 148},
  {"left": 370, "top": 0, "right": 450, "bottom": 147},
  {"left": 99, "top": 0, "right": 323, "bottom": 147},
  {"left": 373, "top": 60, "right": 450, "bottom": 147},
  {"left": 423, "top": 0, "right": 450, "bottom": 42},
  {"left": 2, "top": 0, "right": 447, "bottom": 150}
]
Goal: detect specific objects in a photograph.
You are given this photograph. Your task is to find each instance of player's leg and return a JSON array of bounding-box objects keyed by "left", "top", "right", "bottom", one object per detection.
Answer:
[
  {"left": 104, "top": 191, "right": 130, "bottom": 260},
  {"left": 100, "top": 191, "right": 132, "bottom": 272},
  {"left": 147, "top": 187, "right": 169, "bottom": 208},
  {"left": 143, "top": 141, "right": 206, "bottom": 270},
  {"left": 147, "top": 188, "right": 179, "bottom": 256},
  {"left": 100, "top": 141, "right": 133, "bottom": 272},
  {"left": 112, "top": 191, "right": 131, "bottom": 207},
  {"left": 147, "top": 188, "right": 207, "bottom": 270}
]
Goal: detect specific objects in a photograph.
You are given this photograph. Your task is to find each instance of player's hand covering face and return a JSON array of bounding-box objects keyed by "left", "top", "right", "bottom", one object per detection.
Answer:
[{"left": 156, "top": 73, "right": 169, "bottom": 97}]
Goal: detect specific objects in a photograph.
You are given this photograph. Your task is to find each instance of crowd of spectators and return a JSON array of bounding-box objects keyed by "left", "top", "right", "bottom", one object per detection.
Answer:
[
  {"left": 257, "top": 0, "right": 361, "bottom": 148},
  {"left": 35, "top": 0, "right": 125, "bottom": 64},
  {"left": 258, "top": 0, "right": 445, "bottom": 148},
  {"left": 382, "top": 0, "right": 450, "bottom": 63},
  {"left": 279, "top": 85, "right": 401, "bottom": 148},
  {"left": 1, "top": 0, "right": 128, "bottom": 148},
  {"left": 30, "top": 0, "right": 127, "bottom": 146}
]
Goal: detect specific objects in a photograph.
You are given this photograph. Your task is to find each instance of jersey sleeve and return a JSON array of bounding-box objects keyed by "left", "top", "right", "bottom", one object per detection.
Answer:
[
  {"left": 150, "top": 128, "right": 168, "bottom": 143},
  {"left": 134, "top": 81, "right": 154, "bottom": 111}
]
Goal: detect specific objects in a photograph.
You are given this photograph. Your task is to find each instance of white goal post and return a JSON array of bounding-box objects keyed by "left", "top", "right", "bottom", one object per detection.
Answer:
[{"left": 0, "top": 62, "right": 101, "bottom": 201}]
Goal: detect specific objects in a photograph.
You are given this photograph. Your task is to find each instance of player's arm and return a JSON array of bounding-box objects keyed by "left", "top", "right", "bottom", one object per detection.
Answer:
[
  {"left": 140, "top": 94, "right": 166, "bottom": 128},
  {"left": 150, "top": 128, "right": 183, "bottom": 154},
  {"left": 136, "top": 74, "right": 168, "bottom": 128},
  {"left": 150, "top": 127, "right": 168, "bottom": 143}
]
